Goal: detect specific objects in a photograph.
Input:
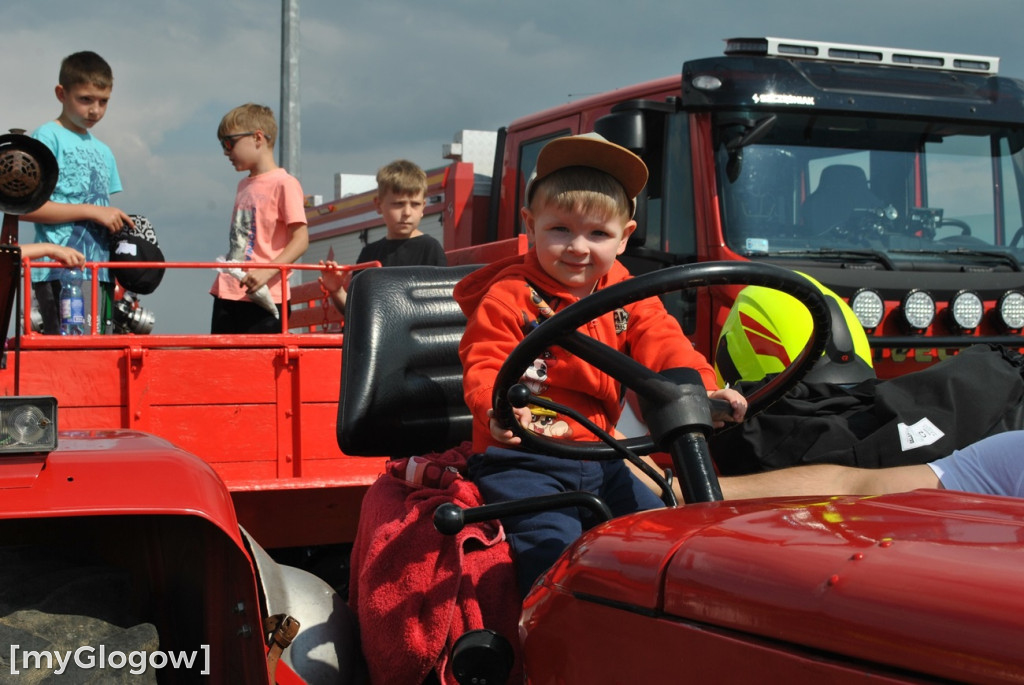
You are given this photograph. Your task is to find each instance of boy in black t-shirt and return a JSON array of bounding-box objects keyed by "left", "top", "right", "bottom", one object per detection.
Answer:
[{"left": 319, "top": 159, "right": 446, "bottom": 311}]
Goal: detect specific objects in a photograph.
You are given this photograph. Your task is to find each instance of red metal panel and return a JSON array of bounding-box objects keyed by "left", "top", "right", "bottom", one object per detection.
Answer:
[
  {"left": 0, "top": 334, "right": 380, "bottom": 545},
  {"left": 522, "top": 585, "right": 911, "bottom": 683},
  {"left": 231, "top": 483, "right": 372, "bottom": 549},
  {"left": 543, "top": 492, "right": 1024, "bottom": 682},
  {"left": 447, "top": 234, "right": 528, "bottom": 266},
  {"left": 0, "top": 431, "right": 240, "bottom": 532},
  {"left": 442, "top": 161, "right": 478, "bottom": 251}
]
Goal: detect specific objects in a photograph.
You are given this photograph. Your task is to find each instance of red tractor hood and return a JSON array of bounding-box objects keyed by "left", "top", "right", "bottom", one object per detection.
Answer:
[
  {"left": 0, "top": 430, "right": 243, "bottom": 546},
  {"left": 537, "top": 489, "right": 1024, "bottom": 682}
]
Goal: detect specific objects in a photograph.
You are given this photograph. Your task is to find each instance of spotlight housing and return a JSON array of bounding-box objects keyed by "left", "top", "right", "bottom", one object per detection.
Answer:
[
  {"left": 901, "top": 289, "right": 935, "bottom": 332},
  {"left": 948, "top": 290, "right": 984, "bottom": 332},
  {"left": 850, "top": 289, "right": 885, "bottom": 330},
  {"left": 997, "top": 290, "right": 1024, "bottom": 332}
]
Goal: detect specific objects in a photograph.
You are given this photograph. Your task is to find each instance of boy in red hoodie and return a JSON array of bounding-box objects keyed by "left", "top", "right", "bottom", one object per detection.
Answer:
[{"left": 454, "top": 133, "right": 747, "bottom": 595}]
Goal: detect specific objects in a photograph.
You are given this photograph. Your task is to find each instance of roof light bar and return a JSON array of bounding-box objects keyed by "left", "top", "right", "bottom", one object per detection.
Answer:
[{"left": 724, "top": 37, "right": 999, "bottom": 74}]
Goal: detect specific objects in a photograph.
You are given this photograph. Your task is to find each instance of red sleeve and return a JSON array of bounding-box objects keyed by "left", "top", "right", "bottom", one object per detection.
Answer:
[
  {"left": 625, "top": 295, "right": 719, "bottom": 390},
  {"left": 459, "top": 290, "right": 527, "bottom": 448}
]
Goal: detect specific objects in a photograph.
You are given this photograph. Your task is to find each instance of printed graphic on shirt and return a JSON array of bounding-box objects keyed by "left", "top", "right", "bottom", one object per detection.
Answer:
[
  {"left": 42, "top": 142, "right": 115, "bottom": 278},
  {"left": 530, "top": 288, "right": 554, "bottom": 319},
  {"left": 515, "top": 281, "right": 630, "bottom": 439},
  {"left": 66, "top": 221, "right": 111, "bottom": 267},
  {"left": 614, "top": 307, "right": 628, "bottom": 334},
  {"left": 519, "top": 288, "right": 575, "bottom": 438},
  {"left": 226, "top": 207, "right": 257, "bottom": 261},
  {"left": 528, "top": 405, "right": 572, "bottom": 438},
  {"left": 521, "top": 351, "right": 555, "bottom": 395}
]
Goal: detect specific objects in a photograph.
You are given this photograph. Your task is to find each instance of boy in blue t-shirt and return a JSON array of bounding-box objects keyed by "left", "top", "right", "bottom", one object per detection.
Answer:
[{"left": 20, "top": 51, "right": 134, "bottom": 334}]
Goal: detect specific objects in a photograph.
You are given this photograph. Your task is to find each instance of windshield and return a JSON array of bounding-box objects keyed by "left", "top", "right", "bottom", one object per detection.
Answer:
[{"left": 716, "top": 112, "right": 1024, "bottom": 269}]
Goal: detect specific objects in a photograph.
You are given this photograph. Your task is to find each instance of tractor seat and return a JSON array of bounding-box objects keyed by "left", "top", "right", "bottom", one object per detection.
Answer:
[
  {"left": 338, "top": 265, "right": 523, "bottom": 684},
  {"left": 337, "top": 265, "right": 478, "bottom": 458}
]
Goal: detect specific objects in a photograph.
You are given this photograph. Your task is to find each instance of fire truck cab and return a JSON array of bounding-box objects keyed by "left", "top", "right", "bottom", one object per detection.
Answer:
[
  {"left": 636, "top": 37, "right": 1024, "bottom": 377},
  {"left": 358, "top": 37, "right": 1024, "bottom": 379}
]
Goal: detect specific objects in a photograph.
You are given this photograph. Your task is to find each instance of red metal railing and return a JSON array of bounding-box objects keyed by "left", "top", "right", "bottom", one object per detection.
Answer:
[{"left": 17, "top": 258, "right": 380, "bottom": 338}]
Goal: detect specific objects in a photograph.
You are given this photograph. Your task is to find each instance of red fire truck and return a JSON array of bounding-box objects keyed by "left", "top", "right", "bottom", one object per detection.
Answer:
[{"left": 308, "top": 36, "right": 1024, "bottom": 379}]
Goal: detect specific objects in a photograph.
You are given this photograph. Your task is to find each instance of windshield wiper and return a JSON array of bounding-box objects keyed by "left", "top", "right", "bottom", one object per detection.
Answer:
[
  {"left": 755, "top": 248, "right": 896, "bottom": 271},
  {"left": 889, "top": 248, "right": 1022, "bottom": 272}
]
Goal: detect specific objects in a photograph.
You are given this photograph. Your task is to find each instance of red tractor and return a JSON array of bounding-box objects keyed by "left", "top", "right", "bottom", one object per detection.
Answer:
[{"left": 339, "top": 263, "right": 1024, "bottom": 684}]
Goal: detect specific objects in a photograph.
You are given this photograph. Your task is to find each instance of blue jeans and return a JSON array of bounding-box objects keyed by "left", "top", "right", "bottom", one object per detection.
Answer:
[{"left": 467, "top": 447, "right": 664, "bottom": 597}]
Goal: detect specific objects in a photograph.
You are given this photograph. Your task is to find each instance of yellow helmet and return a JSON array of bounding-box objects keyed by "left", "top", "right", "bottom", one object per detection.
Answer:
[{"left": 714, "top": 273, "right": 875, "bottom": 386}]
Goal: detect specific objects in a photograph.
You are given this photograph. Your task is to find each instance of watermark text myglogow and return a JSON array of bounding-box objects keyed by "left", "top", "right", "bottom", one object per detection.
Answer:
[{"left": 9, "top": 644, "right": 210, "bottom": 676}]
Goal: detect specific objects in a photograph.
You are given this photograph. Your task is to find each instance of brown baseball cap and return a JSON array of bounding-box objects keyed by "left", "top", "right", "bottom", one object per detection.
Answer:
[{"left": 525, "top": 132, "right": 649, "bottom": 215}]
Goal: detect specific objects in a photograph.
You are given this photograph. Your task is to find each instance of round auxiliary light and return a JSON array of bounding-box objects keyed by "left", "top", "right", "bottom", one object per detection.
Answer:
[
  {"left": 949, "top": 290, "right": 984, "bottom": 331},
  {"left": 998, "top": 290, "right": 1024, "bottom": 331},
  {"left": 901, "top": 289, "right": 935, "bottom": 331},
  {"left": 850, "top": 288, "right": 884, "bottom": 330}
]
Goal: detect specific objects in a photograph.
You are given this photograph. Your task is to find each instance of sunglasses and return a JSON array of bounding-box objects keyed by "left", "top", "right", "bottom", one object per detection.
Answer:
[{"left": 219, "top": 131, "right": 258, "bottom": 152}]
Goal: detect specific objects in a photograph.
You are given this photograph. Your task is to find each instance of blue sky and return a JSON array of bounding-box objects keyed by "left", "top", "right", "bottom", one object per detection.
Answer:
[{"left": 3, "top": 0, "right": 1022, "bottom": 332}]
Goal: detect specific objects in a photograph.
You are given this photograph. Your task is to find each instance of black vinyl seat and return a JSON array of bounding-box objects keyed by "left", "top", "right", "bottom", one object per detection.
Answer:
[
  {"left": 802, "top": 164, "right": 884, "bottom": 232},
  {"left": 337, "top": 265, "right": 478, "bottom": 458}
]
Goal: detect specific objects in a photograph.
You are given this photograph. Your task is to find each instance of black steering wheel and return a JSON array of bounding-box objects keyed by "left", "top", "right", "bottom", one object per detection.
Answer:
[{"left": 491, "top": 261, "right": 832, "bottom": 500}]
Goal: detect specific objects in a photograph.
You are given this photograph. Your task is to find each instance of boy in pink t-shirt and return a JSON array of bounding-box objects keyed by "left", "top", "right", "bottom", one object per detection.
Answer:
[{"left": 210, "top": 103, "right": 309, "bottom": 333}]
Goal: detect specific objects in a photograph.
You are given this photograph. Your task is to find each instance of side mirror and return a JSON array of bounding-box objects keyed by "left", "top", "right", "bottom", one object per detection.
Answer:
[{"left": 596, "top": 108, "right": 649, "bottom": 246}]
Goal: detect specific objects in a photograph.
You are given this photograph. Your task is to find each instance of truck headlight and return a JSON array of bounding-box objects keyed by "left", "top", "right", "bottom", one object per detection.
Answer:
[
  {"left": 850, "top": 288, "right": 884, "bottom": 330},
  {"left": 949, "top": 290, "right": 984, "bottom": 331},
  {"left": 901, "top": 289, "right": 935, "bottom": 332},
  {"left": 0, "top": 397, "right": 57, "bottom": 454},
  {"left": 997, "top": 290, "right": 1024, "bottom": 332}
]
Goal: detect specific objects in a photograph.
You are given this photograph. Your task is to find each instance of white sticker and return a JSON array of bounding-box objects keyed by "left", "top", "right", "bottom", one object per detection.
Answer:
[
  {"left": 898, "top": 418, "right": 945, "bottom": 451},
  {"left": 745, "top": 238, "right": 769, "bottom": 253}
]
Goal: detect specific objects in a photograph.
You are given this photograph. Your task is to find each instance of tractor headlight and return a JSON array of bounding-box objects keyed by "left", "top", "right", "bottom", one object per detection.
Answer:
[
  {"left": 901, "top": 289, "right": 935, "bottom": 332},
  {"left": 997, "top": 290, "right": 1024, "bottom": 332},
  {"left": 850, "top": 289, "right": 884, "bottom": 330},
  {"left": 0, "top": 397, "right": 57, "bottom": 454},
  {"left": 949, "top": 290, "right": 984, "bottom": 331}
]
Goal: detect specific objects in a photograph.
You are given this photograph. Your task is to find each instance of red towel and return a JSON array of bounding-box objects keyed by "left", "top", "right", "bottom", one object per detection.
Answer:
[{"left": 349, "top": 442, "right": 522, "bottom": 684}]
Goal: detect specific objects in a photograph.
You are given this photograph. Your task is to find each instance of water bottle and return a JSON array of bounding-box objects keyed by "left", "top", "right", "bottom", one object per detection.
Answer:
[{"left": 59, "top": 269, "right": 86, "bottom": 335}]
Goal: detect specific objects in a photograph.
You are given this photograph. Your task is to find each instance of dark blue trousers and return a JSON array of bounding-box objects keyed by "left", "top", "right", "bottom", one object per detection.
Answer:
[{"left": 467, "top": 447, "right": 664, "bottom": 597}]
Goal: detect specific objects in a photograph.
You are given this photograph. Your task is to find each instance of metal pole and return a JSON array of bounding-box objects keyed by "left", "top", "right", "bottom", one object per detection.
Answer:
[{"left": 280, "top": 0, "right": 301, "bottom": 181}]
